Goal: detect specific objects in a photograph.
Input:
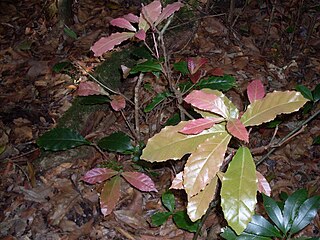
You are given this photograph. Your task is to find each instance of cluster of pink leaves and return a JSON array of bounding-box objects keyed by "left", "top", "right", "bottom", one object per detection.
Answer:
[{"left": 91, "top": 1, "right": 184, "bottom": 57}]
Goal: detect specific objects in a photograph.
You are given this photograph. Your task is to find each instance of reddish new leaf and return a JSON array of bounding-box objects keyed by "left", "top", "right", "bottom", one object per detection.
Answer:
[
  {"left": 184, "top": 90, "right": 228, "bottom": 118},
  {"left": 121, "top": 172, "right": 157, "bottom": 192},
  {"left": 77, "top": 81, "right": 109, "bottom": 96},
  {"left": 170, "top": 171, "right": 184, "bottom": 190},
  {"left": 155, "top": 2, "right": 184, "bottom": 26},
  {"left": 187, "top": 57, "right": 207, "bottom": 75},
  {"left": 179, "top": 117, "right": 224, "bottom": 135},
  {"left": 100, "top": 176, "right": 121, "bottom": 216},
  {"left": 123, "top": 13, "right": 139, "bottom": 23},
  {"left": 247, "top": 79, "right": 265, "bottom": 104},
  {"left": 256, "top": 171, "right": 271, "bottom": 196},
  {"left": 110, "top": 18, "right": 136, "bottom": 31},
  {"left": 135, "top": 29, "right": 146, "bottom": 41},
  {"left": 227, "top": 118, "right": 249, "bottom": 143},
  {"left": 91, "top": 32, "right": 135, "bottom": 56},
  {"left": 189, "top": 70, "right": 202, "bottom": 84},
  {"left": 82, "top": 168, "right": 118, "bottom": 184},
  {"left": 141, "top": 1, "right": 162, "bottom": 26},
  {"left": 110, "top": 95, "right": 126, "bottom": 111}
]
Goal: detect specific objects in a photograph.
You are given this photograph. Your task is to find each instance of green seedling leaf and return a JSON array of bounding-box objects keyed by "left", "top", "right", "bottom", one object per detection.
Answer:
[
  {"left": 295, "top": 85, "right": 314, "bottom": 101},
  {"left": 164, "top": 113, "right": 180, "bottom": 126},
  {"left": 98, "top": 131, "right": 134, "bottom": 154},
  {"left": 262, "top": 194, "right": 285, "bottom": 233},
  {"left": 151, "top": 212, "right": 172, "bottom": 226},
  {"left": 244, "top": 215, "right": 282, "bottom": 237},
  {"left": 290, "top": 195, "right": 320, "bottom": 235},
  {"left": 312, "top": 84, "right": 320, "bottom": 102},
  {"left": 121, "top": 171, "right": 157, "bottom": 192},
  {"left": 266, "top": 119, "right": 282, "bottom": 128},
  {"left": 174, "top": 61, "right": 189, "bottom": 75},
  {"left": 221, "top": 147, "right": 257, "bottom": 235},
  {"left": 144, "top": 91, "right": 172, "bottom": 112},
  {"left": 195, "top": 75, "right": 236, "bottom": 91},
  {"left": 0, "top": 145, "right": 5, "bottom": 155},
  {"left": 100, "top": 175, "right": 121, "bottom": 216},
  {"left": 173, "top": 210, "right": 200, "bottom": 233},
  {"left": 52, "top": 61, "right": 73, "bottom": 73},
  {"left": 162, "top": 191, "right": 175, "bottom": 212},
  {"left": 82, "top": 168, "right": 118, "bottom": 184},
  {"left": 131, "top": 46, "right": 153, "bottom": 60},
  {"left": 221, "top": 227, "right": 273, "bottom": 240},
  {"left": 313, "top": 136, "right": 320, "bottom": 145},
  {"left": 187, "top": 176, "right": 218, "bottom": 221},
  {"left": 283, "top": 189, "right": 308, "bottom": 232},
  {"left": 64, "top": 27, "right": 77, "bottom": 39},
  {"left": 130, "top": 60, "right": 162, "bottom": 74},
  {"left": 220, "top": 227, "right": 238, "bottom": 240},
  {"left": 78, "top": 95, "right": 110, "bottom": 105},
  {"left": 241, "top": 91, "right": 308, "bottom": 127},
  {"left": 37, "top": 128, "right": 90, "bottom": 151}
]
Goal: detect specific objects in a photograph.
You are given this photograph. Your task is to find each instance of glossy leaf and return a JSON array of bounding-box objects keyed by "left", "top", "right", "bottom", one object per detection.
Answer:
[
  {"left": 170, "top": 171, "right": 184, "bottom": 190},
  {"left": 247, "top": 80, "right": 265, "bottom": 103},
  {"left": 295, "top": 85, "right": 313, "bottom": 101},
  {"left": 162, "top": 191, "right": 175, "bottom": 212},
  {"left": 262, "top": 194, "right": 285, "bottom": 233},
  {"left": 121, "top": 171, "right": 157, "bottom": 192},
  {"left": 173, "top": 210, "right": 200, "bottom": 233},
  {"left": 37, "top": 128, "right": 90, "bottom": 151},
  {"left": 179, "top": 117, "right": 224, "bottom": 135},
  {"left": 187, "top": 57, "right": 207, "bottom": 75},
  {"left": 283, "top": 189, "right": 308, "bottom": 231},
  {"left": 221, "top": 147, "right": 257, "bottom": 235},
  {"left": 91, "top": 32, "right": 135, "bottom": 57},
  {"left": 141, "top": 0, "right": 161, "bottom": 26},
  {"left": 313, "top": 84, "right": 320, "bottom": 102},
  {"left": 100, "top": 175, "right": 121, "bottom": 216},
  {"left": 184, "top": 90, "right": 229, "bottom": 118},
  {"left": 195, "top": 75, "right": 236, "bottom": 91},
  {"left": 241, "top": 91, "right": 308, "bottom": 127},
  {"left": 98, "top": 131, "right": 134, "bottom": 154},
  {"left": 141, "top": 121, "right": 219, "bottom": 162},
  {"left": 110, "top": 95, "right": 126, "bottom": 111},
  {"left": 110, "top": 18, "right": 136, "bottom": 31},
  {"left": 244, "top": 215, "right": 282, "bottom": 237},
  {"left": 290, "top": 195, "right": 320, "bottom": 235},
  {"left": 221, "top": 227, "right": 273, "bottom": 240},
  {"left": 151, "top": 212, "right": 172, "bottom": 226},
  {"left": 184, "top": 124, "right": 231, "bottom": 197},
  {"left": 77, "top": 81, "right": 109, "bottom": 96},
  {"left": 227, "top": 118, "right": 249, "bottom": 142},
  {"left": 82, "top": 168, "right": 118, "bottom": 184},
  {"left": 256, "top": 171, "right": 271, "bottom": 197},
  {"left": 130, "top": 60, "right": 162, "bottom": 74},
  {"left": 144, "top": 91, "right": 172, "bottom": 112},
  {"left": 155, "top": 2, "right": 184, "bottom": 26},
  {"left": 187, "top": 176, "right": 218, "bottom": 221}
]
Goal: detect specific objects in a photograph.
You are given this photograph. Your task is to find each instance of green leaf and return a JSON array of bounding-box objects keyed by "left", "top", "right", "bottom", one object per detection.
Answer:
[
  {"left": 221, "top": 147, "right": 257, "bottom": 235},
  {"left": 64, "top": 27, "right": 77, "bottom": 39},
  {"left": 131, "top": 46, "right": 153, "bottom": 60},
  {"left": 244, "top": 215, "right": 282, "bottom": 237},
  {"left": 241, "top": 91, "right": 308, "bottom": 127},
  {"left": 52, "top": 61, "right": 73, "bottom": 73},
  {"left": 162, "top": 191, "right": 175, "bottom": 212},
  {"left": 78, "top": 95, "right": 110, "bottom": 105},
  {"left": 151, "top": 212, "right": 172, "bottom": 226},
  {"left": 295, "top": 85, "right": 314, "bottom": 101},
  {"left": 313, "top": 136, "right": 320, "bottom": 145},
  {"left": 313, "top": 84, "right": 320, "bottom": 102},
  {"left": 290, "top": 195, "right": 320, "bottom": 235},
  {"left": 98, "top": 131, "right": 134, "bottom": 154},
  {"left": 164, "top": 113, "right": 181, "bottom": 126},
  {"left": 144, "top": 91, "right": 172, "bottom": 112},
  {"left": 17, "top": 40, "right": 33, "bottom": 50},
  {"left": 174, "top": 61, "right": 189, "bottom": 75},
  {"left": 220, "top": 227, "right": 238, "bottom": 240},
  {"left": 173, "top": 210, "right": 200, "bottom": 233},
  {"left": 221, "top": 227, "right": 273, "bottom": 240},
  {"left": 283, "top": 189, "right": 308, "bottom": 232},
  {"left": 195, "top": 75, "right": 236, "bottom": 91},
  {"left": 266, "top": 119, "right": 282, "bottom": 128},
  {"left": 0, "top": 145, "right": 5, "bottom": 155},
  {"left": 130, "top": 60, "right": 162, "bottom": 74},
  {"left": 262, "top": 194, "right": 285, "bottom": 233},
  {"left": 37, "top": 128, "right": 91, "bottom": 151}
]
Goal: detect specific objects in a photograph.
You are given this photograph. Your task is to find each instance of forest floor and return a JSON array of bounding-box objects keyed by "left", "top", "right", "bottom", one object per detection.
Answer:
[{"left": 0, "top": 0, "right": 320, "bottom": 239}]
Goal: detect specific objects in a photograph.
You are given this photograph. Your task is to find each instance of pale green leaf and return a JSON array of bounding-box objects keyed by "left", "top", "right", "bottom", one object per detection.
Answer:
[
  {"left": 141, "top": 121, "right": 219, "bottom": 162},
  {"left": 184, "top": 124, "right": 231, "bottom": 197},
  {"left": 221, "top": 147, "right": 257, "bottom": 235},
  {"left": 241, "top": 91, "right": 308, "bottom": 127},
  {"left": 187, "top": 176, "right": 218, "bottom": 221}
]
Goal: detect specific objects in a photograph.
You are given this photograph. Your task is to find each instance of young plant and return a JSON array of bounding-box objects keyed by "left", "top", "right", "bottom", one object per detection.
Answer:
[
  {"left": 141, "top": 79, "right": 309, "bottom": 234},
  {"left": 151, "top": 190, "right": 200, "bottom": 232},
  {"left": 221, "top": 189, "right": 320, "bottom": 239}
]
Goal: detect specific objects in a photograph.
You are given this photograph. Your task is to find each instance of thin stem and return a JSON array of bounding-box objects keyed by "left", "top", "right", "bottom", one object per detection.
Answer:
[{"left": 134, "top": 73, "right": 144, "bottom": 142}]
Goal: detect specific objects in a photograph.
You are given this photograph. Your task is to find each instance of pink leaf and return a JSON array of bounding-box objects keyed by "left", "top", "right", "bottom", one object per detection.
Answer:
[
  {"left": 110, "top": 95, "right": 126, "bottom": 111},
  {"left": 155, "top": 2, "right": 184, "bottom": 26},
  {"left": 226, "top": 118, "right": 249, "bottom": 142},
  {"left": 135, "top": 29, "right": 146, "bottom": 41},
  {"left": 179, "top": 117, "right": 224, "bottom": 135},
  {"left": 184, "top": 90, "right": 228, "bottom": 118},
  {"left": 82, "top": 168, "right": 118, "bottom": 184},
  {"left": 187, "top": 57, "right": 208, "bottom": 75},
  {"left": 121, "top": 172, "right": 157, "bottom": 192},
  {"left": 170, "top": 172, "right": 184, "bottom": 190},
  {"left": 100, "top": 176, "right": 121, "bottom": 216},
  {"left": 247, "top": 79, "right": 265, "bottom": 103},
  {"left": 91, "top": 32, "right": 135, "bottom": 57},
  {"left": 77, "top": 81, "right": 109, "bottom": 96},
  {"left": 123, "top": 13, "right": 139, "bottom": 23},
  {"left": 141, "top": 1, "right": 162, "bottom": 26},
  {"left": 110, "top": 18, "right": 136, "bottom": 32},
  {"left": 256, "top": 171, "right": 271, "bottom": 196}
]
